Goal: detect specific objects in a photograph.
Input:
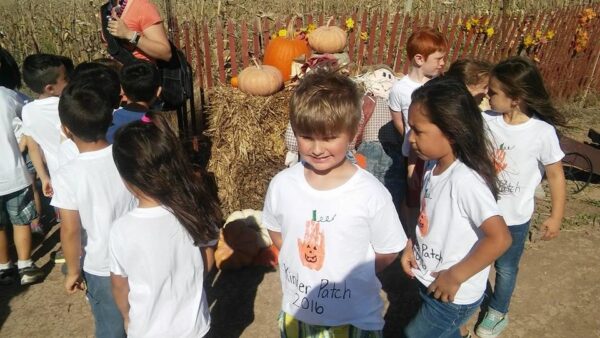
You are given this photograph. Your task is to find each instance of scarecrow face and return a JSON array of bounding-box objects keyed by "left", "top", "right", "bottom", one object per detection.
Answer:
[{"left": 298, "top": 220, "right": 325, "bottom": 270}]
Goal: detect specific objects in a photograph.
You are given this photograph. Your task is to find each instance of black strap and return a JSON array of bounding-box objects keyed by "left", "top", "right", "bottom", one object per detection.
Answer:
[{"left": 100, "top": 1, "right": 140, "bottom": 66}]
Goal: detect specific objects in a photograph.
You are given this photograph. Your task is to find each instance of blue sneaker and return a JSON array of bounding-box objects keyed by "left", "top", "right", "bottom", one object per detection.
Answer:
[{"left": 476, "top": 308, "right": 509, "bottom": 338}]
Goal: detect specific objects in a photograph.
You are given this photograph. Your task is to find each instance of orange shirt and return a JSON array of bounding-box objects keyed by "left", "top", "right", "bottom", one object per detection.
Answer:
[{"left": 121, "top": 0, "right": 163, "bottom": 62}]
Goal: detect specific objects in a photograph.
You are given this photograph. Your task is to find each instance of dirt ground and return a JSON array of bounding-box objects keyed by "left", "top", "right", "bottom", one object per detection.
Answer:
[{"left": 1, "top": 106, "right": 599, "bottom": 337}]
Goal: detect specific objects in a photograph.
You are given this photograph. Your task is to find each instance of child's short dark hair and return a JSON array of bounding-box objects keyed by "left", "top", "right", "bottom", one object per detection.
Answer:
[
  {"left": 70, "top": 62, "right": 121, "bottom": 109},
  {"left": 120, "top": 61, "right": 161, "bottom": 103},
  {"left": 22, "top": 53, "right": 68, "bottom": 94},
  {"left": 59, "top": 83, "right": 113, "bottom": 142},
  {"left": 0, "top": 47, "right": 21, "bottom": 90},
  {"left": 290, "top": 66, "right": 362, "bottom": 137}
]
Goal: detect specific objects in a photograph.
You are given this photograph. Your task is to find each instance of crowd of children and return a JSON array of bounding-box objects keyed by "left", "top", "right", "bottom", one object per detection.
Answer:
[{"left": 0, "top": 22, "right": 566, "bottom": 338}]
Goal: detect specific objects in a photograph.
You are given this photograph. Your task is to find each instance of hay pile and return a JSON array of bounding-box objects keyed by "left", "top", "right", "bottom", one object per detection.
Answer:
[{"left": 205, "top": 86, "right": 290, "bottom": 216}]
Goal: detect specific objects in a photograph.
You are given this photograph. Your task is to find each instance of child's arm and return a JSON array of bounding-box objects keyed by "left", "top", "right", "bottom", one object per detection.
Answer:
[
  {"left": 406, "top": 150, "right": 419, "bottom": 189},
  {"left": 390, "top": 109, "right": 405, "bottom": 136},
  {"left": 400, "top": 239, "right": 417, "bottom": 277},
  {"left": 200, "top": 245, "right": 216, "bottom": 276},
  {"left": 428, "top": 215, "right": 511, "bottom": 303},
  {"left": 111, "top": 273, "right": 131, "bottom": 331},
  {"left": 26, "top": 136, "right": 53, "bottom": 197},
  {"left": 268, "top": 230, "right": 282, "bottom": 250},
  {"left": 59, "top": 208, "right": 85, "bottom": 294},
  {"left": 375, "top": 252, "right": 398, "bottom": 273},
  {"left": 540, "top": 161, "right": 565, "bottom": 240}
]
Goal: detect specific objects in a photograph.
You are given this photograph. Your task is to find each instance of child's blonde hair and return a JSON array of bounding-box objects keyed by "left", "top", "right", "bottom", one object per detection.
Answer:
[{"left": 290, "top": 66, "right": 362, "bottom": 137}]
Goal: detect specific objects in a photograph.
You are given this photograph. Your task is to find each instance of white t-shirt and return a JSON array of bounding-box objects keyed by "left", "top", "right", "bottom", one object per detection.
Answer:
[
  {"left": 412, "top": 160, "right": 501, "bottom": 305},
  {"left": 483, "top": 111, "right": 564, "bottom": 225},
  {"left": 51, "top": 145, "right": 135, "bottom": 276},
  {"left": 21, "top": 97, "right": 64, "bottom": 177},
  {"left": 263, "top": 163, "right": 407, "bottom": 330},
  {"left": 110, "top": 206, "right": 213, "bottom": 338},
  {"left": 0, "top": 87, "right": 32, "bottom": 195},
  {"left": 388, "top": 76, "right": 422, "bottom": 156}
]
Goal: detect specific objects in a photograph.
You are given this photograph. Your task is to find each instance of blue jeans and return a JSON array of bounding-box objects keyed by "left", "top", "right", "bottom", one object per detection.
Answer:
[
  {"left": 83, "top": 272, "right": 126, "bottom": 338},
  {"left": 356, "top": 142, "right": 406, "bottom": 207},
  {"left": 405, "top": 283, "right": 483, "bottom": 338},
  {"left": 486, "top": 221, "right": 530, "bottom": 314}
]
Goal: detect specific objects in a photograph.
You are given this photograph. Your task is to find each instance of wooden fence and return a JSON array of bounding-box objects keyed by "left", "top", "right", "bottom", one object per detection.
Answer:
[{"left": 169, "top": 4, "right": 600, "bottom": 135}]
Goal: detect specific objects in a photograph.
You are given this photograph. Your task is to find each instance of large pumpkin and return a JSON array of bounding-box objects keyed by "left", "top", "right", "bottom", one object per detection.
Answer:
[
  {"left": 308, "top": 17, "right": 348, "bottom": 54},
  {"left": 214, "top": 209, "right": 272, "bottom": 270},
  {"left": 237, "top": 59, "right": 283, "bottom": 96},
  {"left": 263, "top": 20, "right": 311, "bottom": 82}
]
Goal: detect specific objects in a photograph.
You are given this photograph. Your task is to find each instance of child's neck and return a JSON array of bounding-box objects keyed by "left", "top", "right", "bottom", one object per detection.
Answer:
[
  {"left": 502, "top": 106, "right": 531, "bottom": 125},
  {"left": 38, "top": 93, "right": 58, "bottom": 100},
  {"left": 407, "top": 66, "right": 432, "bottom": 84},
  {"left": 125, "top": 100, "right": 151, "bottom": 109},
  {"left": 304, "top": 159, "right": 357, "bottom": 191},
  {"left": 73, "top": 137, "right": 110, "bottom": 153},
  {"left": 434, "top": 153, "right": 456, "bottom": 176}
]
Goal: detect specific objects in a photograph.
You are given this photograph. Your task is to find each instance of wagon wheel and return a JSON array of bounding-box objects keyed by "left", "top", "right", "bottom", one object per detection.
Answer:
[{"left": 562, "top": 152, "right": 593, "bottom": 194}]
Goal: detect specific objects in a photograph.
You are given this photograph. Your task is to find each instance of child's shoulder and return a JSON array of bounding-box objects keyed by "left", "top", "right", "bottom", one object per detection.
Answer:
[{"left": 21, "top": 97, "right": 59, "bottom": 116}]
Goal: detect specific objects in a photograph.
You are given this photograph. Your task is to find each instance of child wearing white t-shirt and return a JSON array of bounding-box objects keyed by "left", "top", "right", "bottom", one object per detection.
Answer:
[
  {"left": 400, "top": 77, "right": 512, "bottom": 338},
  {"left": 388, "top": 27, "right": 448, "bottom": 231},
  {"left": 21, "top": 54, "right": 75, "bottom": 196},
  {"left": 475, "top": 57, "right": 566, "bottom": 338},
  {"left": 51, "top": 83, "right": 135, "bottom": 338},
  {"left": 264, "top": 68, "right": 407, "bottom": 337},
  {"left": 110, "top": 112, "right": 221, "bottom": 337}
]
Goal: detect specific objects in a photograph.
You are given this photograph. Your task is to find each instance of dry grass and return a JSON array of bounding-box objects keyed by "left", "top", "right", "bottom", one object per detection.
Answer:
[{"left": 205, "top": 86, "right": 289, "bottom": 215}]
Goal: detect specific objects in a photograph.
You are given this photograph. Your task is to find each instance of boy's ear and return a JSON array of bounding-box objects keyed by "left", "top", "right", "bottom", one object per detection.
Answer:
[
  {"left": 61, "top": 125, "right": 73, "bottom": 140},
  {"left": 413, "top": 53, "right": 426, "bottom": 66},
  {"left": 43, "top": 84, "right": 55, "bottom": 96}
]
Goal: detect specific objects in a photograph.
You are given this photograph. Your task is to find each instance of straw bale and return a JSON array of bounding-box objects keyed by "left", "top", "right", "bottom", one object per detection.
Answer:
[{"left": 205, "top": 86, "right": 290, "bottom": 216}]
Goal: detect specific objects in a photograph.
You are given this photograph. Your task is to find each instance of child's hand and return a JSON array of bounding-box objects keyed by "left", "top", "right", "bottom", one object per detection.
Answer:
[
  {"left": 41, "top": 178, "right": 53, "bottom": 197},
  {"left": 407, "top": 164, "right": 420, "bottom": 190},
  {"left": 540, "top": 217, "right": 561, "bottom": 240},
  {"left": 400, "top": 239, "right": 417, "bottom": 277},
  {"left": 428, "top": 269, "right": 462, "bottom": 303},
  {"left": 65, "top": 272, "right": 85, "bottom": 294}
]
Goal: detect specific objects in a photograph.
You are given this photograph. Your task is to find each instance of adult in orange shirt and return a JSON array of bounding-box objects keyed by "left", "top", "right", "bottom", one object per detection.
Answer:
[{"left": 107, "top": 0, "right": 171, "bottom": 62}]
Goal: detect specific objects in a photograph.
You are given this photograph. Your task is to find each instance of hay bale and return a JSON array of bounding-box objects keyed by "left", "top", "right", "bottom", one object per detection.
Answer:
[{"left": 205, "top": 86, "right": 290, "bottom": 216}]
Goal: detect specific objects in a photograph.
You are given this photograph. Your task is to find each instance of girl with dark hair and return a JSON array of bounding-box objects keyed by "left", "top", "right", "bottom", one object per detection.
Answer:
[
  {"left": 401, "top": 76, "right": 512, "bottom": 338},
  {"left": 110, "top": 113, "right": 221, "bottom": 337},
  {"left": 476, "top": 56, "right": 566, "bottom": 338}
]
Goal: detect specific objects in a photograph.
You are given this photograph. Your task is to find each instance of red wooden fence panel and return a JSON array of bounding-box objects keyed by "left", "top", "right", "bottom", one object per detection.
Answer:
[
  {"left": 240, "top": 21, "right": 249, "bottom": 68},
  {"left": 376, "top": 11, "right": 388, "bottom": 64},
  {"left": 202, "top": 21, "right": 213, "bottom": 88},
  {"left": 366, "top": 11, "right": 379, "bottom": 65},
  {"left": 386, "top": 13, "right": 402, "bottom": 66},
  {"left": 227, "top": 20, "right": 238, "bottom": 77}
]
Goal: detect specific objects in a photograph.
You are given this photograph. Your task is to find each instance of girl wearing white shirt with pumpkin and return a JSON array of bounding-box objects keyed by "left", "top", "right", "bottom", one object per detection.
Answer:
[{"left": 401, "top": 77, "right": 512, "bottom": 338}]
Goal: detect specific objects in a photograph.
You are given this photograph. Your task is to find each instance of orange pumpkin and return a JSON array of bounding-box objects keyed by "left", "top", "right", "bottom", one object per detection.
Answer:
[
  {"left": 263, "top": 20, "right": 311, "bottom": 82},
  {"left": 230, "top": 76, "right": 238, "bottom": 87}
]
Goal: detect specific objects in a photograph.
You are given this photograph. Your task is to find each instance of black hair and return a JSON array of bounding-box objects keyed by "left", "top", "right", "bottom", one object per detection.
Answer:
[
  {"left": 58, "top": 83, "right": 113, "bottom": 142},
  {"left": 112, "top": 113, "right": 221, "bottom": 245},
  {"left": 491, "top": 56, "right": 566, "bottom": 127},
  {"left": 0, "top": 47, "right": 21, "bottom": 89},
  {"left": 120, "top": 61, "right": 160, "bottom": 103},
  {"left": 411, "top": 76, "right": 499, "bottom": 199},
  {"left": 70, "top": 62, "right": 121, "bottom": 109},
  {"left": 22, "top": 53, "right": 69, "bottom": 94}
]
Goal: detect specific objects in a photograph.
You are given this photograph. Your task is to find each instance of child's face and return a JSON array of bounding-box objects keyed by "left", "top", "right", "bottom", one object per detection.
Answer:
[
  {"left": 467, "top": 76, "right": 489, "bottom": 106},
  {"left": 408, "top": 103, "right": 454, "bottom": 164},
  {"left": 488, "top": 77, "right": 516, "bottom": 113},
  {"left": 420, "top": 51, "right": 446, "bottom": 78},
  {"left": 296, "top": 130, "right": 352, "bottom": 175},
  {"left": 49, "top": 65, "right": 69, "bottom": 96}
]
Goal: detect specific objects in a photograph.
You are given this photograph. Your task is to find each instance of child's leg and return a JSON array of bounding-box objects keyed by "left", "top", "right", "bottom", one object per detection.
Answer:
[
  {"left": 278, "top": 311, "right": 383, "bottom": 338},
  {"left": 83, "top": 272, "right": 126, "bottom": 338},
  {"left": 405, "top": 284, "right": 482, "bottom": 338},
  {"left": 487, "top": 221, "right": 530, "bottom": 314}
]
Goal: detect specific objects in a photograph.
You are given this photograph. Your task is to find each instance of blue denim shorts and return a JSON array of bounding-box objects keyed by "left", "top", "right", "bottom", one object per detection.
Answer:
[{"left": 405, "top": 283, "right": 483, "bottom": 338}]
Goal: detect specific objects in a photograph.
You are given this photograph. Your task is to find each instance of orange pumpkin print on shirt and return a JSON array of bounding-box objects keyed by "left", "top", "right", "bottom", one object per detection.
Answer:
[
  {"left": 493, "top": 145, "right": 508, "bottom": 173},
  {"left": 298, "top": 219, "right": 325, "bottom": 271},
  {"left": 417, "top": 198, "right": 429, "bottom": 236}
]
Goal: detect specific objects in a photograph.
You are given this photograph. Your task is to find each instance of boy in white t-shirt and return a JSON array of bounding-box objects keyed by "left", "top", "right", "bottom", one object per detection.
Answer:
[
  {"left": 21, "top": 54, "right": 76, "bottom": 194},
  {"left": 51, "top": 82, "right": 135, "bottom": 338},
  {"left": 264, "top": 68, "right": 407, "bottom": 337},
  {"left": 0, "top": 86, "right": 45, "bottom": 285},
  {"left": 388, "top": 27, "right": 448, "bottom": 231}
]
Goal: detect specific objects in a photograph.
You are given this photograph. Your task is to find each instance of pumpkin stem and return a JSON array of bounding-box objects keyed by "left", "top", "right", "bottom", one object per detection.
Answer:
[
  {"left": 286, "top": 16, "right": 297, "bottom": 39},
  {"left": 251, "top": 57, "right": 261, "bottom": 69},
  {"left": 326, "top": 16, "right": 334, "bottom": 27}
]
